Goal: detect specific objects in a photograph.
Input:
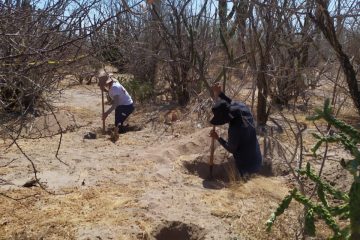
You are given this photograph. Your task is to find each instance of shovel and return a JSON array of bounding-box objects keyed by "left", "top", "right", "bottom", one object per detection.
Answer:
[
  {"left": 101, "top": 89, "right": 105, "bottom": 134},
  {"left": 209, "top": 125, "right": 215, "bottom": 178}
]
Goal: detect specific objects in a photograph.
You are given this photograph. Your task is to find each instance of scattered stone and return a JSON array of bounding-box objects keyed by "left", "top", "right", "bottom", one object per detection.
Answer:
[
  {"left": 22, "top": 179, "right": 37, "bottom": 188},
  {"left": 83, "top": 132, "right": 97, "bottom": 139}
]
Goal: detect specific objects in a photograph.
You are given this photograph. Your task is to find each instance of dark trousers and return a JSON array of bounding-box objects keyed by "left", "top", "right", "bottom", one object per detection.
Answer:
[
  {"left": 115, "top": 104, "right": 134, "bottom": 128},
  {"left": 235, "top": 160, "right": 261, "bottom": 177},
  {"left": 234, "top": 144, "right": 262, "bottom": 177}
]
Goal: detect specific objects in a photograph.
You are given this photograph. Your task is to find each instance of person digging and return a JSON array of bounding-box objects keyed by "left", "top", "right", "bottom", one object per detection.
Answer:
[
  {"left": 98, "top": 73, "right": 134, "bottom": 141},
  {"left": 209, "top": 84, "right": 262, "bottom": 180}
]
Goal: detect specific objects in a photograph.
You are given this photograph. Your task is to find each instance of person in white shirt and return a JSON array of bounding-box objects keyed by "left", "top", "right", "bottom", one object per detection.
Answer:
[{"left": 98, "top": 73, "right": 134, "bottom": 140}]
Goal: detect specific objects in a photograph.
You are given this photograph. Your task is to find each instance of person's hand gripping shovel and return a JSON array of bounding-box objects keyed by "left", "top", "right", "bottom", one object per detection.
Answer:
[{"left": 208, "top": 83, "right": 222, "bottom": 179}]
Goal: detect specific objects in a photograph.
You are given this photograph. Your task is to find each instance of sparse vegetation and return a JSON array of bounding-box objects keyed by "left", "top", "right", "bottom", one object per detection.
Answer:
[
  {"left": 118, "top": 75, "right": 154, "bottom": 103},
  {"left": 267, "top": 99, "right": 360, "bottom": 239},
  {"left": 1, "top": 0, "right": 360, "bottom": 239}
]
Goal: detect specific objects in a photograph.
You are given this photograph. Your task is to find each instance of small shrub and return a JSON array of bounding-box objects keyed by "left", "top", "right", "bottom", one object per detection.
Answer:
[
  {"left": 118, "top": 76, "right": 154, "bottom": 103},
  {"left": 266, "top": 99, "right": 360, "bottom": 240}
]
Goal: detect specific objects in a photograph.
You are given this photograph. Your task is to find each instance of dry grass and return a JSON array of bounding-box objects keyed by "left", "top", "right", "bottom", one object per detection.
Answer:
[
  {"left": 0, "top": 184, "right": 143, "bottom": 239},
  {"left": 1, "top": 72, "right": 359, "bottom": 239}
]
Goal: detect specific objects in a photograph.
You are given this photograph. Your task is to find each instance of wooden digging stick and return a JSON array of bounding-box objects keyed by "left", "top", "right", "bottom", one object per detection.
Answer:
[
  {"left": 209, "top": 125, "right": 216, "bottom": 178},
  {"left": 209, "top": 83, "right": 222, "bottom": 178},
  {"left": 101, "top": 89, "right": 105, "bottom": 133},
  {"left": 209, "top": 90, "right": 217, "bottom": 179}
]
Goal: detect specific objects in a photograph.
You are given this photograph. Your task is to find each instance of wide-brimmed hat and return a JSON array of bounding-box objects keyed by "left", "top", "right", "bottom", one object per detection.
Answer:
[
  {"left": 210, "top": 100, "right": 233, "bottom": 125},
  {"left": 98, "top": 73, "right": 113, "bottom": 87}
]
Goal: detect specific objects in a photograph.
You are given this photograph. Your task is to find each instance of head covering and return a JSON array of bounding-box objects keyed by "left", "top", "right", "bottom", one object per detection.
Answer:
[
  {"left": 230, "top": 102, "right": 255, "bottom": 127},
  {"left": 210, "top": 100, "right": 234, "bottom": 125},
  {"left": 98, "top": 72, "right": 113, "bottom": 88}
]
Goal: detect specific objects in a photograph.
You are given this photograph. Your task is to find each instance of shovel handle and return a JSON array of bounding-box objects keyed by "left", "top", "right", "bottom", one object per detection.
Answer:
[
  {"left": 101, "top": 90, "right": 105, "bottom": 133},
  {"left": 209, "top": 125, "right": 215, "bottom": 175}
]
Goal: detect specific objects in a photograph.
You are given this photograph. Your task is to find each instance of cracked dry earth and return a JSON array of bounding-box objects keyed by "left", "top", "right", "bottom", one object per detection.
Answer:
[{"left": 1, "top": 84, "right": 297, "bottom": 240}]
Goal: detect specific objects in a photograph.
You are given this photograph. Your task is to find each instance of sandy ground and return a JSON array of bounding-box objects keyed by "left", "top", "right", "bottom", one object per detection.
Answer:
[{"left": 0, "top": 82, "right": 351, "bottom": 239}]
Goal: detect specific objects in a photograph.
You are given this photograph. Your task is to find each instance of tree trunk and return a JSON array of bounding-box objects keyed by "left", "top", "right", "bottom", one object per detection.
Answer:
[
  {"left": 219, "top": 0, "right": 227, "bottom": 36},
  {"left": 311, "top": 0, "right": 360, "bottom": 114},
  {"left": 148, "top": 0, "right": 161, "bottom": 85},
  {"left": 257, "top": 63, "right": 269, "bottom": 126}
]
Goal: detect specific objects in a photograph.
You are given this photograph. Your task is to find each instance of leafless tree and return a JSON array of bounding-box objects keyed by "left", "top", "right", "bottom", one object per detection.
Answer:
[
  {"left": 308, "top": 0, "right": 360, "bottom": 113},
  {"left": 0, "top": 0, "right": 140, "bottom": 194}
]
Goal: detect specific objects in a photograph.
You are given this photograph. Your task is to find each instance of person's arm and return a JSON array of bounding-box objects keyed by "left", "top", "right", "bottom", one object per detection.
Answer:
[
  {"left": 218, "top": 92, "right": 232, "bottom": 104},
  {"left": 104, "top": 95, "right": 120, "bottom": 118},
  {"left": 217, "top": 127, "right": 239, "bottom": 154},
  {"left": 211, "top": 84, "right": 232, "bottom": 103},
  {"left": 218, "top": 138, "right": 236, "bottom": 154}
]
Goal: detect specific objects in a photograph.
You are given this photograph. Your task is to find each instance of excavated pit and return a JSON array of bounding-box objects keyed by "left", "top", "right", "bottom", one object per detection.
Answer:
[
  {"left": 258, "top": 159, "right": 274, "bottom": 177},
  {"left": 182, "top": 155, "right": 277, "bottom": 188},
  {"left": 182, "top": 155, "right": 240, "bottom": 183},
  {"left": 151, "top": 221, "right": 205, "bottom": 240}
]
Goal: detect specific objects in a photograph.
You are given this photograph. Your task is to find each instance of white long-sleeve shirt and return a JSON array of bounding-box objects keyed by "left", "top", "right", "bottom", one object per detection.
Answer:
[
  {"left": 104, "top": 80, "right": 133, "bottom": 117},
  {"left": 108, "top": 80, "right": 133, "bottom": 106}
]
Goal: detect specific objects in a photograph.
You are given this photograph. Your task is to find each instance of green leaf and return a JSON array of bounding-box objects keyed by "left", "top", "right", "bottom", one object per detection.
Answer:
[
  {"left": 305, "top": 208, "right": 316, "bottom": 236},
  {"left": 266, "top": 190, "right": 294, "bottom": 231},
  {"left": 299, "top": 164, "right": 349, "bottom": 201},
  {"left": 311, "top": 140, "right": 323, "bottom": 155},
  {"left": 318, "top": 186, "right": 329, "bottom": 209}
]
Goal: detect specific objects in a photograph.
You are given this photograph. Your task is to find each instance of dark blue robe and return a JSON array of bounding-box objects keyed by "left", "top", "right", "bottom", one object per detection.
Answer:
[{"left": 217, "top": 93, "right": 262, "bottom": 175}]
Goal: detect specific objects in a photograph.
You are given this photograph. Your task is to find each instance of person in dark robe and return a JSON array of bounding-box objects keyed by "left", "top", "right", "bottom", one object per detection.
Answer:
[{"left": 209, "top": 84, "right": 262, "bottom": 177}]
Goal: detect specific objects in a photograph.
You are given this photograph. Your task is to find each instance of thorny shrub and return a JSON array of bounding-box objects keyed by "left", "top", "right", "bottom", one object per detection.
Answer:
[{"left": 266, "top": 99, "right": 360, "bottom": 239}]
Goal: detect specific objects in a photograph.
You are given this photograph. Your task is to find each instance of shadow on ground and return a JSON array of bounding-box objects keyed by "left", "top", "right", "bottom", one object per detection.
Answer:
[{"left": 183, "top": 156, "right": 275, "bottom": 190}]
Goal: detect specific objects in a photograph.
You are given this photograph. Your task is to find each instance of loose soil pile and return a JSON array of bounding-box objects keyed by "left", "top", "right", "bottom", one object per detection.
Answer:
[{"left": 0, "top": 83, "right": 355, "bottom": 239}]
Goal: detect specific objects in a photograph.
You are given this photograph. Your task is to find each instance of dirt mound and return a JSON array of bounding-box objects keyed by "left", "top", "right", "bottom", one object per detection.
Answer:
[
  {"left": 141, "top": 128, "right": 211, "bottom": 164},
  {"left": 23, "top": 110, "right": 84, "bottom": 137},
  {"left": 4, "top": 83, "right": 338, "bottom": 239},
  {"left": 151, "top": 221, "right": 205, "bottom": 240}
]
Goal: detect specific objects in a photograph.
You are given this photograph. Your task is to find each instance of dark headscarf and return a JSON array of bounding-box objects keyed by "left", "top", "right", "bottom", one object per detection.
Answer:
[
  {"left": 210, "top": 100, "right": 254, "bottom": 126},
  {"left": 210, "top": 100, "right": 233, "bottom": 125}
]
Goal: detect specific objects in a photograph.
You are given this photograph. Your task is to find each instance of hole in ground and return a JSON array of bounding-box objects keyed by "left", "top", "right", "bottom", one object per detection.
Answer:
[
  {"left": 262, "top": 158, "right": 294, "bottom": 177},
  {"left": 183, "top": 156, "right": 238, "bottom": 183},
  {"left": 93, "top": 126, "right": 113, "bottom": 136},
  {"left": 119, "top": 124, "right": 143, "bottom": 133},
  {"left": 258, "top": 159, "right": 274, "bottom": 177},
  {"left": 151, "top": 221, "right": 205, "bottom": 240},
  {"left": 183, "top": 155, "right": 278, "bottom": 188}
]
